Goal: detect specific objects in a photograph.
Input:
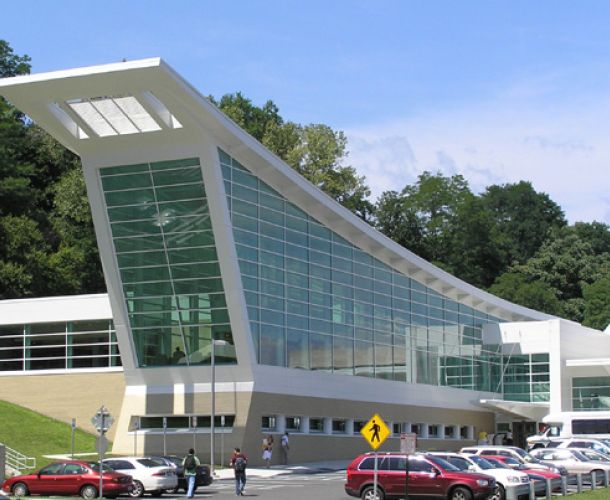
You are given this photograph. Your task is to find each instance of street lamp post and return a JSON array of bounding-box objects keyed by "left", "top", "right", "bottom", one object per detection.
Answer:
[{"left": 210, "top": 337, "right": 216, "bottom": 477}]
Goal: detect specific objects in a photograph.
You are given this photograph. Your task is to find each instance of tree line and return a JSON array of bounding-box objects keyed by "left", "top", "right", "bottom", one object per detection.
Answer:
[{"left": 1, "top": 40, "right": 609, "bottom": 330}]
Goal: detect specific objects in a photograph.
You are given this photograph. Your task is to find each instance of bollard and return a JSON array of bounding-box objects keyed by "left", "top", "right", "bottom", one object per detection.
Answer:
[
  {"left": 577, "top": 473, "right": 582, "bottom": 493},
  {"left": 505, "top": 484, "right": 517, "bottom": 500},
  {"left": 561, "top": 475, "right": 567, "bottom": 496},
  {"left": 546, "top": 478, "right": 552, "bottom": 500},
  {"left": 529, "top": 481, "right": 536, "bottom": 500},
  {"left": 591, "top": 471, "right": 596, "bottom": 490}
]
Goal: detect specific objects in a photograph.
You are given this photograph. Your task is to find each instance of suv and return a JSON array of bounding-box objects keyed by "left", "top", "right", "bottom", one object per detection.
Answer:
[
  {"left": 429, "top": 452, "right": 530, "bottom": 500},
  {"left": 345, "top": 452, "right": 496, "bottom": 500},
  {"left": 460, "top": 446, "right": 567, "bottom": 476}
]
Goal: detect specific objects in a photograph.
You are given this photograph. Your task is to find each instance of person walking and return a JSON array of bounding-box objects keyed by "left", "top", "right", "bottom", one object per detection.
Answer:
[
  {"left": 281, "top": 431, "right": 290, "bottom": 465},
  {"left": 182, "top": 448, "right": 200, "bottom": 498},
  {"left": 230, "top": 447, "right": 248, "bottom": 496},
  {"left": 262, "top": 434, "right": 273, "bottom": 468}
]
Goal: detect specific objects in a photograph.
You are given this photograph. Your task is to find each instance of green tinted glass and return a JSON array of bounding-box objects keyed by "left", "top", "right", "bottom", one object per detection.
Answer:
[{"left": 101, "top": 158, "right": 234, "bottom": 368}]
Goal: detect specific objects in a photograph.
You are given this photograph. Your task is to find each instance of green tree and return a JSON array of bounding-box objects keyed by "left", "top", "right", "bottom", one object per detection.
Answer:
[
  {"left": 488, "top": 272, "right": 564, "bottom": 316},
  {"left": 583, "top": 278, "right": 610, "bottom": 331},
  {"left": 0, "top": 40, "right": 31, "bottom": 78},
  {"left": 213, "top": 93, "right": 373, "bottom": 220},
  {"left": 397, "top": 171, "right": 473, "bottom": 263},
  {"left": 375, "top": 190, "right": 426, "bottom": 256},
  {"left": 480, "top": 181, "right": 566, "bottom": 267}
]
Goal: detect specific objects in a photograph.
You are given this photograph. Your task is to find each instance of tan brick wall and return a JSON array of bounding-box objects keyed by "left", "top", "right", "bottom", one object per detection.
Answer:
[{"left": 0, "top": 372, "right": 125, "bottom": 440}]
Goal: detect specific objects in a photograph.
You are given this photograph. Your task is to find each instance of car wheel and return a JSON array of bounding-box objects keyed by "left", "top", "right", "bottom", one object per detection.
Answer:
[
  {"left": 12, "top": 482, "right": 29, "bottom": 497},
  {"left": 450, "top": 486, "right": 473, "bottom": 500},
  {"left": 128, "top": 480, "right": 145, "bottom": 498},
  {"left": 361, "top": 485, "right": 384, "bottom": 500},
  {"left": 489, "top": 484, "right": 505, "bottom": 500},
  {"left": 80, "top": 484, "right": 99, "bottom": 499}
]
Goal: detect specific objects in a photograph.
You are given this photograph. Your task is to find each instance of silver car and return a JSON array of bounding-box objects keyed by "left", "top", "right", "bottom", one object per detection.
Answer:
[{"left": 529, "top": 448, "right": 610, "bottom": 479}]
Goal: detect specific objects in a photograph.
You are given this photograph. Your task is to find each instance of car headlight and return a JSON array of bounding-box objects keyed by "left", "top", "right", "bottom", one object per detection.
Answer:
[
  {"left": 476, "top": 479, "right": 490, "bottom": 486},
  {"left": 507, "top": 476, "right": 520, "bottom": 483}
]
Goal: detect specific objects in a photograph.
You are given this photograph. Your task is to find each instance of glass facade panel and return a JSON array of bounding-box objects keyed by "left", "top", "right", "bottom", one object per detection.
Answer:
[
  {"left": 100, "top": 157, "right": 235, "bottom": 367},
  {"left": 219, "top": 148, "right": 538, "bottom": 398},
  {"left": 573, "top": 377, "right": 610, "bottom": 410}
]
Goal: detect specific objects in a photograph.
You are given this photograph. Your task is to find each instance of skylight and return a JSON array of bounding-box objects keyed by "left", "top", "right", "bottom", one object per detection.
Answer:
[{"left": 67, "top": 95, "right": 163, "bottom": 137}]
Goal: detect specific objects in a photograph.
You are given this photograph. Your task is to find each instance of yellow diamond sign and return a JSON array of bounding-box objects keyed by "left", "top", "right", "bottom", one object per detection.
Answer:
[{"left": 361, "top": 413, "right": 391, "bottom": 450}]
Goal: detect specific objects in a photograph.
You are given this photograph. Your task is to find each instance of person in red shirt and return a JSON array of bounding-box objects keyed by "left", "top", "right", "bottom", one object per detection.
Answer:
[{"left": 229, "top": 447, "right": 248, "bottom": 496}]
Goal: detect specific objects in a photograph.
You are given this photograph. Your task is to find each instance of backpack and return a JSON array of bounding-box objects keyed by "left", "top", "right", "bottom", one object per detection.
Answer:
[
  {"left": 184, "top": 455, "right": 196, "bottom": 472},
  {"left": 234, "top": 456, "right": 246, "bottom": 472}
]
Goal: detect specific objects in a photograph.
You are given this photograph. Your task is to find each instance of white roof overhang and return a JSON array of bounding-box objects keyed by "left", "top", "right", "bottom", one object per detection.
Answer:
[
  {"left": 0, "top": 59, "right": 556, "bottom": 323},
  {"left": 479, "top": 398, "right": 550, "bottom": 421}
]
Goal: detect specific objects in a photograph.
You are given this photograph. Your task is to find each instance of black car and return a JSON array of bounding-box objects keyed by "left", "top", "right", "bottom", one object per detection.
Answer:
[{"left": 149, "top": 456, "right": 213, "bottom": 493}]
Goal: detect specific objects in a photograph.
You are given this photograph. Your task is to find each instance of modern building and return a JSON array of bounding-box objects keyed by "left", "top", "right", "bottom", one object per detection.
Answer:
[{"left": 1, "top": 59, "right": 608, "bottom": 463}]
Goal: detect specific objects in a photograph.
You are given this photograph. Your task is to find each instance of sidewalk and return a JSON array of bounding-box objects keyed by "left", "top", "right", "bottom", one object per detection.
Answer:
[{"left": 213, "top": 459, "right": 349, "bottom": 480}]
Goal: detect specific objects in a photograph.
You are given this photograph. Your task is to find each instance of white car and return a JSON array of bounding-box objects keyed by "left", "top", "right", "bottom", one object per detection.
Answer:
[
  {"left": 548, "top": 437, "right": 610, "bottom": 456},
  {"left": 429, "top": 452, "right": 530, "bottom": 500},
  {"left": 103, "top": 457, "right": 177, "bottom": 497},
  {"left": 529, "top": 448, "right": 610, "bottom": 480}
]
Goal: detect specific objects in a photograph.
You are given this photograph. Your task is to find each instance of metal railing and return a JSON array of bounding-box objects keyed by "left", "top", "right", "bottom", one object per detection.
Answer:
[
  {"left": 2, "top": 443, "right": 36, "bottom": 472},
  {"left": 505, "top": 470, "right": 610, "bottom": 500}
]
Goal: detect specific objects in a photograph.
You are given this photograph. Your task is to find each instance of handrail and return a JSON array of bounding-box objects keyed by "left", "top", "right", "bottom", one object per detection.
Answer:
[{"left": 1, "top": 443, "right": 36, "bottom": 472}]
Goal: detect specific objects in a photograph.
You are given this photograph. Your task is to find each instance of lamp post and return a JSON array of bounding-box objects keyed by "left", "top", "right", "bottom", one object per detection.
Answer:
[{"left": 210, "top": 337, "right": 215, "bottom": 477}]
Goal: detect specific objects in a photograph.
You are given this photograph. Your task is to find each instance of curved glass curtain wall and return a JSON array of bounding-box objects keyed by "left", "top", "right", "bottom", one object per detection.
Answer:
[
  {"left": 219, "top": 148, "right": 527, "bottom": 393},
  {"left": 100, "top": 158, "right": 235, "bottom": 368}
]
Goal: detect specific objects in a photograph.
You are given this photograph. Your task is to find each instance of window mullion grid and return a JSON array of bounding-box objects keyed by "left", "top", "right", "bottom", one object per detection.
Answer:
[{"left": 146, "top": 163, "right": 190, "bottom": 366}]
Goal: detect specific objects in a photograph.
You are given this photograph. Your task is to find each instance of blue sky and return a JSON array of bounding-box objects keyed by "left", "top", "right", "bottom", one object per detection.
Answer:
[{"left": 3, "top": 1, "right": 610, "bottom": 223}]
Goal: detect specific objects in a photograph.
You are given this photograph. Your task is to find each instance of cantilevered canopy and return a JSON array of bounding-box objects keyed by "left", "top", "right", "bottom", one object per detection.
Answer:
[{"left": 0, "top": 58, "right": 557, "bottom": 323}]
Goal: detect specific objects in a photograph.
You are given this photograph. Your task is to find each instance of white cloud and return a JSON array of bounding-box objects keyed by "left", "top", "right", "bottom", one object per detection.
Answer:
[{"left": 345, "top": 95, "right": 610, "bottom": 224}]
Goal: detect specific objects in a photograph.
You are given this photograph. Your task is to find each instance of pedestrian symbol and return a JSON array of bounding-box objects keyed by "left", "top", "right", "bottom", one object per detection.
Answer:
[{"left": 361, "top": 413, "right": 391, "bottom": 450}]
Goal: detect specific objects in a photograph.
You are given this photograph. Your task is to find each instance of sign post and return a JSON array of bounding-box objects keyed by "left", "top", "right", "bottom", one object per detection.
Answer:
[
  {"left": 91, "top": 406, "right": 114, "bottom": 500},
  {"left": 162, "top": 417, "right": 167, "bottom": 456},
  {"left": 400, "top": 432, "right": 417, "bottom": 500},
  {"left": 360, "top": 414, "right": 391, "bottom": 500},
  {"left": 71, "top": 418, "right": 77, "bottom": 459},
  {"left": 133, "top": 419, "right": 139, "bottom": 456}
]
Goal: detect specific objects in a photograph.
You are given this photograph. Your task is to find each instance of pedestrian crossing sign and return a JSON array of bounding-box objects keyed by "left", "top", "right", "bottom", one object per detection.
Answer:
[{"left": 361, "top": 413, "right": 391, "bottom": 450}]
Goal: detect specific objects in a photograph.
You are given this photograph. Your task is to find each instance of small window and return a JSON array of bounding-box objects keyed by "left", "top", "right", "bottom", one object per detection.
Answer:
[
  {"left": 309, "top": 417, "right": 324, "bottom": 433},
  {"left": 412, "top": 424, "right": 422, "bottom": 437},
  {"left": 388, "top": 456, "right": 407, "bottom": 471},
  {"left": 393, "top": 423, "right": 405, "bottom": 436},
  {"left": 354, "top": 421, "right": 366, "bottom": 433},
  {"left": 460, "top": 426, "right": 469, "bottom": 439},
  {"left": 445, "top": 425, "right": 456, "bottom": 439},
  {"left": 332, "top": 419, "right": 347, "bottom": 434},
  {"left": 262, "top": 415, "right": 276, "bottom": 431},
  {"left": 286, "top": 416, "right": 301, "bottom": 432},
  {"left": 428, "top": 425, "right": 439, "bottom": 438}
]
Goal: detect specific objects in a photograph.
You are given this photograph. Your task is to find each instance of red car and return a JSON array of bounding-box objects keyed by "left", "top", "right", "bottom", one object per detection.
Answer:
[
  {"left": 484, "top": 456, "right": 562, "bottom": 480},
  {"left": 1, "top": 460, "right": 133, "bottom": 499},
  {"left": 345, "top": 452, "right": 497, "bottom": 500}
]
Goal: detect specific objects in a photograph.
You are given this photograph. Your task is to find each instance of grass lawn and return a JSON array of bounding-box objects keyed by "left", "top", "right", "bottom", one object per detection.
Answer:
[{"left": 0, "top": 400, "right": 106, "bottom": 471}]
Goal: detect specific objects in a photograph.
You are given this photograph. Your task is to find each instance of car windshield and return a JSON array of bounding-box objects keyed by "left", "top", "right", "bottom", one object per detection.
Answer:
[
  {"left": 88, "top": 463, "right": 113, "bottom": 472},
  {"left": 468, "top": 455, "right": 494, "bottom": 470},
  {"left": 137, "top": 458, "right": 162, "bottom": 467},
  {"left": 427, "top": 455, "right": 460, "bottom": 471},
  {"left": 486, "top": 458, "right": 510, "bottom": 469}
]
